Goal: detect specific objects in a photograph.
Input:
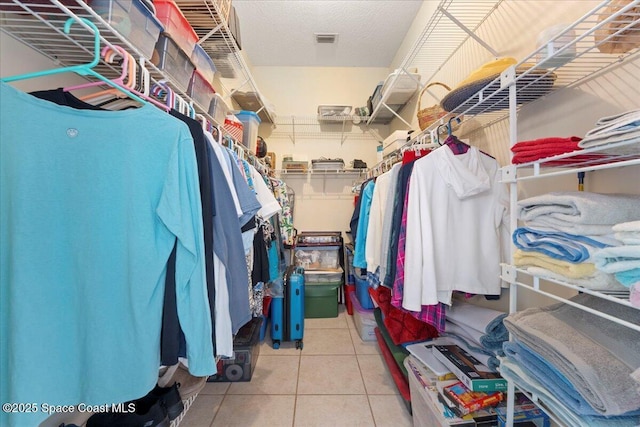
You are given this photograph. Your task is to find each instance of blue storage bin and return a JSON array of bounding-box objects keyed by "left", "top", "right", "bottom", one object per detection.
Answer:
[{"left": 355, "top": 274, "right": 374, "bottom": 310}]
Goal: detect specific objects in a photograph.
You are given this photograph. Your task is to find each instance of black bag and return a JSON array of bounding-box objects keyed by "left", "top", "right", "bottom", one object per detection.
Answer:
[
  {"left": 352, "top": 159, "right": 367, "bottom": 169},
  {"left": 256, "top": 136, "right": 267, "bottom": 158}
]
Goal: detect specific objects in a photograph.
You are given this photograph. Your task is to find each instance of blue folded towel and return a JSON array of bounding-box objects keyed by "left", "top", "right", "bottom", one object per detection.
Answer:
[
  {"left": 615, "top": 268, "right": 640, "bottom": 287},
  {"left": 503, "top": 341, "right": 603, "bottom": 416},
  {"left": 513, "top": 227, "right": 609, "bottom": 263}
]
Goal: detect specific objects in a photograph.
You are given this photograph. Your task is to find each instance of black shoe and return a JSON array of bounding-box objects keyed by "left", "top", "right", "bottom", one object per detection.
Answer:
[
  {"left": 86, "top": 396, "right": 169, "bottom": 427},
  {"left": 148, "top": 383, "right": 184, "bottom": 421}
]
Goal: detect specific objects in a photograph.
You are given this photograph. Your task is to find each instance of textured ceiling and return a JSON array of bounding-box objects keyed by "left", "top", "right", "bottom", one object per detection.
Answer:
[{"left": 232, "top": 0, "right": 424, "bottom": 67}]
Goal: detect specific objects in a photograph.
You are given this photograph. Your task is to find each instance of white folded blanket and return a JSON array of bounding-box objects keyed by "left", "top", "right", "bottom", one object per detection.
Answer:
[{"left": 518, "top": 192, "right": 640, "bottom": 236}]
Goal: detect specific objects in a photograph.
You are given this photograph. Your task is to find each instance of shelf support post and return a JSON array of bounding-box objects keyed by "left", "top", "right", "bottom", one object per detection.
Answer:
[{"left": 198, "top": 23, "right": 224, "bottom": 44}]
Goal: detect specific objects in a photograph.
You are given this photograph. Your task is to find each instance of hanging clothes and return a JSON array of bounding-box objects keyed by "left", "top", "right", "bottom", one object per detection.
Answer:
[
  {"left": 353, "top": 180, "right": 376, "bottom": 269},
  {"left": 0, "top": 82, "right": 214, "bottom": 427},
  {"left": 403, "top": 145, "right": 510, "bottom": 307}
]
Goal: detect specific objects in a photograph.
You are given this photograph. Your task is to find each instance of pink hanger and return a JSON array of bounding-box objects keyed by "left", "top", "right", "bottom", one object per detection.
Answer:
[{"left": 63, "top": 45, "right": 129, "bottom": 92}]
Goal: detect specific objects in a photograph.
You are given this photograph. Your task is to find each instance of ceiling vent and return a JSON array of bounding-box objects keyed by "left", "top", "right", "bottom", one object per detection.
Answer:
[{"left": 315, "top": 33, "right": 338, "bottom": 44}]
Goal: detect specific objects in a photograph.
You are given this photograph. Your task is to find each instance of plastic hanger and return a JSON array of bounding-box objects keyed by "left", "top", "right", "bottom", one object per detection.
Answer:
[
  {"left": 2, "top": 17, "right": 147, "bottom": 106},
  {"left": 79, "top": 46, "right": 138, "bottom": 103},
  {"left": 64, "top": 45, "right": 132, "bottom": 93}
]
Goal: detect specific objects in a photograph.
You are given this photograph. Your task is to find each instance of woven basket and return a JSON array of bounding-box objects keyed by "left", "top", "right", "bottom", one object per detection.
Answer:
[
  {"left": 595, "top": 0, "right": 640, "bottom": 54},
  {"left": 417, "top": 82, "right": 451, "bottom": 131}
]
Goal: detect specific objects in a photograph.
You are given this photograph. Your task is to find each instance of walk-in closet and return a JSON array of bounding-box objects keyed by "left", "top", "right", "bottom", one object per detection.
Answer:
[{"left": 1, "top": 1, "right": 639, "bottom": 426}]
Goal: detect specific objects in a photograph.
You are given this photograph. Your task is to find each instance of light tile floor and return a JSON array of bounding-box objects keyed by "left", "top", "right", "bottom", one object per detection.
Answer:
[{"left": 182, "top": 306, "right": 413, "bottom": 427}]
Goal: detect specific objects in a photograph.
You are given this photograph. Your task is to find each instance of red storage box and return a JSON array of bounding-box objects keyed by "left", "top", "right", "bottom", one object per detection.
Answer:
[
  {"left": 223, "top": 115, "right": 244, "bottom": 144},
  {"left": 154, "top": 0, "right": 199, "bottom": 54},
  {"left": 344, "top": 284, "right": 355, "bottom": 315},
  {"left": 188, "top": 70, "right": 216, "bottom": 110}
]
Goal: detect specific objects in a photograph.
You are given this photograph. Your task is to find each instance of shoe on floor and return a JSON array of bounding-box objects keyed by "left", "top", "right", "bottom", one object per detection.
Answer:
[
  {"left": 158, "top": 362, "right": 207, "bottom": 400},
  {"left": 148, "top": 383, "right": 184, "bottom": 421}
]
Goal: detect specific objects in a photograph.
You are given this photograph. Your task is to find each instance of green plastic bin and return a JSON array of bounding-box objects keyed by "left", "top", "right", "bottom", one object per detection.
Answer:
[{"left": 304, "top": 282, "right": 340, "bottom": 318}]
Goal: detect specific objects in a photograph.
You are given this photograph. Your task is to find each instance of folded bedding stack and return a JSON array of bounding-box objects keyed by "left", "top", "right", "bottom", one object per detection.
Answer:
[
  {"left": 579, "top": 109, "right": 640, "bottom": 154},
  {"left": 593, "top": 220, "right": 640, "bottom": 306},
  {"left": 510, "top": 136, "right": 600, "bottom": 164},
  {"left": 442, "top": 301, "right": 508, "bottom": 370},
  {"left": 515, "top": 191, "right": 640, "bottom": 291},
  {"left": 501, "top": 294, "right": 640, "bottom": 427}
]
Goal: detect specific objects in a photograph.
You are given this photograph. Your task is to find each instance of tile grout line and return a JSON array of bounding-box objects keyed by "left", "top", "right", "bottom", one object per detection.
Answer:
[{"left": 292, "top": 346, "right": 302, "bottom": 427}]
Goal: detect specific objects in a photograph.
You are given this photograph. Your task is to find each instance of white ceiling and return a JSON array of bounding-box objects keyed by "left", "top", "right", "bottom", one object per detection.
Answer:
[{"left": 232, "top": 0, "right": 424, "bottom": 68}]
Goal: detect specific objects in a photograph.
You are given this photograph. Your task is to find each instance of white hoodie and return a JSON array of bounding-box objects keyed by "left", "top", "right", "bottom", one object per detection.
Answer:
[{"left": 402, "top": 145, "right": 509, "bottom": 309}]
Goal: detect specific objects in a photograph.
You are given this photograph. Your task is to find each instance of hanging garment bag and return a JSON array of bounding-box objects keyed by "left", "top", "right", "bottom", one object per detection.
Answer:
[{"left": 270, "top": 266, "right": 305, "bottom": 349}]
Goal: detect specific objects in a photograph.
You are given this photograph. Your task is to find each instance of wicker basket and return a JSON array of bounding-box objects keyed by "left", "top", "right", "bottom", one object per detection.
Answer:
[
  {"left": 416, "top": 82, "right": 451, "bottom": 131},
  {"left": 595, "top": 0, "right": 640, "bottom": 54}
]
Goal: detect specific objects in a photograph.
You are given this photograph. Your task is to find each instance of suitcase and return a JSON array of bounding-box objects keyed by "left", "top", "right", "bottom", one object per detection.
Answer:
[{"left": 270, "top": 266, "right": 305, "bottom": 349}]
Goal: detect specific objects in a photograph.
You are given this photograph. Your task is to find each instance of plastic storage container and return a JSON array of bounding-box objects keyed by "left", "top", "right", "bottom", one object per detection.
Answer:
[
  {"left": 235, "top": 110, "right": 261, "bottom": 151},
  {"left": 153, "top": 0, "right": 199, "bottom": 55},
  {"left": 304, "top": 268, "right": 343, "bottom": 284},
  {"left": 208, "top": 317, "right": 262, "bottom": 382},
  {"left": 350, "top": 291, "right": 376, "bottom": 341},
  {"left": 152, "top": 33, "right": 196, "bottom": 92},
  {"left": 88, "top": 0, "right": 164, "bottom": 60},
  {"left": 224, "top": 115, "right": 244, "bottom": 143},
  {"left": 304, "top": 283, "right": 340, "bottom": 318},
  {"left": 191, "top": 44, "right": 217, "bottom": 84},
  {"left": 344, "top": 283, "right": 355, "bottom": 315},
  {"left": 188, "top": 69, "right": 216, "bottom": 110},
  {"left": 536, "top": 24, "right": 576, "bottom": 68},
  {"left": 209, "top": 94, "right": 231, "bottom": 126},
  {"left": 295, "top": 246, "right": 340, "bottom": 270},
  {"left": 355, "top": 273, "right": 374, "bottom": 310}
]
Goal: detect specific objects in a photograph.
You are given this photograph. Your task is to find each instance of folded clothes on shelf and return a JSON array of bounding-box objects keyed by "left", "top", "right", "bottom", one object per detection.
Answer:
[
  {"left": 593, "top": 245, "right": 640, "bottom": 277},
  {"left": 514, "top": 249, "right": 596, "bottom": 278},
  {"left": 579, "top": 109, "right": 640, "bottom": 149},
  {"left": 524, "top": 265, "right": 627, "bottom": 291},
  {"left": 503, "top": 293, "right": 640, "bottom": 416},
  {"left": 510, "top": 136, "right": 583, "bottom": 164},
  {"left": 518, "top": 191, "right": 640, "bottom": 236},
  {"left": 500, "top": 358, "right": 640, "bottom": 427},
  {"left": 614, "top": 220, "right": 640, "bottom": 245},
  {"left": 513, "top": 227, "right": 610, "bottom": 263}
]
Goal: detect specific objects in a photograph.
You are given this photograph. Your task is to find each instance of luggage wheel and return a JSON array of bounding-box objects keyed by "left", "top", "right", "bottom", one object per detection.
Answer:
[
  {"left": 295, "top": 340, "right": 303, "bottom": 350},
  {"left": 273, "top": 340, "right": 280, "bottom": 349}
]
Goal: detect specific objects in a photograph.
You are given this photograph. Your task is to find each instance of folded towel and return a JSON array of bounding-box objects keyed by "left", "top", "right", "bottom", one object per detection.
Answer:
[
  {"left": 632, "top": 283, "right": 640, "bottom": 308},
  {"left": 518, "top": 192, "right": 640, "bottom": 236},
  {"left": 615, "top": 268, "right": 640, "bottom": 287},
  {"left": 514, "top": 249, "right": 596, "bottom": 278},
  {"left": 500, "top": 357, "right": 640, "bottom": 427},
  {"left": 504, "top": 293, "right": 640, "bottom": 415},
  {"left": 614, "top": 220, "right": 640, "bottom": 245},
  {"left": 513, "top": 227, "right": 609, "bottom": 263},
  {"left": 446, "top": 300, "right": 508, "bottom": 341},
  {"left": 511, "top": 136, "right": 583, "bottom": 164},
  {"left": 526, "top": 266, "right": 628, "bottom": 291},
  {"left": 593, "top": 245, "right": 640, "bottom": 273},
  {"left": 503, "top": 341, "right": 602, "bottom": 415},
  {"left": 579, "top": 109, "right": 640, "bottom": 148}
]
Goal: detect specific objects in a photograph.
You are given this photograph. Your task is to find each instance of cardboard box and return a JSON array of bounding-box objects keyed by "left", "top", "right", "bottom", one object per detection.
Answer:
[{"left": 433, "top": 345, "right": 507, "bottom": 392}]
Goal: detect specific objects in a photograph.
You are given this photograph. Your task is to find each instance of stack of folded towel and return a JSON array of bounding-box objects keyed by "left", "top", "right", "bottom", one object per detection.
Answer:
[
  {"left": 511, "top": 136, "right": 583, "bottom": 164},
  {"left": 515, "top": 191, "right": 640, "bottom": 290},
  {"left": 593, "top": 221, "right": 640, "bottom": 305},
  {"left": 501, "top": 294, "right": 640, "bottom": 426},
  {"left": 441, "top": 301, "right": 508, "bottom": 370},
  {"left": 579, "top": 109, "right": 640, "bottom": 152}
]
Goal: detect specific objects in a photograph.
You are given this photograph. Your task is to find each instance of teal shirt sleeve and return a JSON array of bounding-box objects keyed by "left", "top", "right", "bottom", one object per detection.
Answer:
[
  {"left": 353, "top": 180, "right": 375, "bottom": 269},
  {"left": 157, "top": 135, "right": 214, "bottom": 376}
]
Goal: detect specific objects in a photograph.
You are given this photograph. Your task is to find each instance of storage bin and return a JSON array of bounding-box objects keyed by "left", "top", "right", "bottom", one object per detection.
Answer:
[
  {"left": 295, "top": 246, "right": 340, "bottom": 270},
  {"left": 383, "top": 130, "right": 410, "bottom": 157},
  {"left": 152, "top": 33, "right": 196, "bottom": 92},
  {"left": 297, "top": 231, "right": 343, "bottom": 245},
  {"left": 535, "top": 24, "right": 576, "bottom": 68},
  {"left": 235, "top": 110, "right": 261, "bottom": 151},
  {"left": 88, "top": 0, "right": 163, "bottom": 60},
  {"left": 304, "top": 283, "right": 340, "bottom": 318},
  {"left": 350, "top": 291, "right": 376, "bottom": 341},
  {"left": 191, "top": 44, "right": 217, "bottom": 84},
  {"left": 355, "top": 273, "right": 374, "bottom": 310},
  {"left": 209, "top": 94, "right": 231, "bottom": 126},
  {"left": 344, "top": 284, "right": 355, "bottom": 315},
  {"left": 153, "top": 0, "right": 199, "bottom": 55},
  {"left": 208, "top": 317, "right": 262, "bottom": 382},
  {"left": 188, "top": 69, "right": 216, "bottom": 110},
  {"left": 223, "top": 115, "right": 243, "bottom": 143},
  {"left": 304, "top": 268, "right": 343, "bottom": 284}
]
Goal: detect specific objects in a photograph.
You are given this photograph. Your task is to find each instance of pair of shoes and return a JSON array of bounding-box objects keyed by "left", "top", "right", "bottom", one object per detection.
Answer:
[
  {"left": 158, "top": 362, "right": 207, "bottom": 400},
  {"left": 86, "top": 383, "right": 183, "bottom": 427}
]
